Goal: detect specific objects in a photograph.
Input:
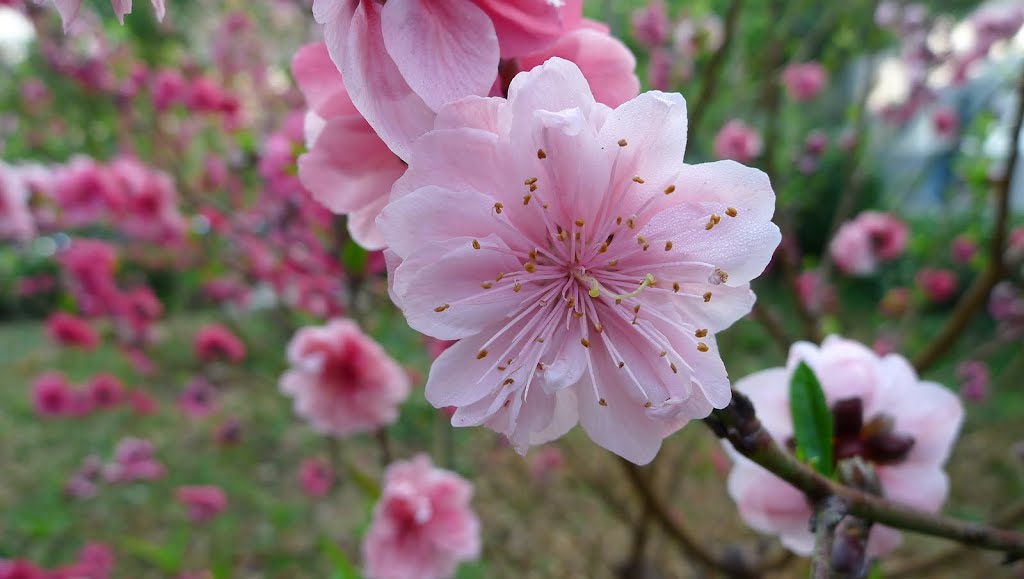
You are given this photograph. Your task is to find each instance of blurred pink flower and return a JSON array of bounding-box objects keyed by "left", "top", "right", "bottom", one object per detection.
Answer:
[
  {"left": 932, "top": 105, "right": 959, "bottom": 138},
  {"left": 46, "top": 312, "right": 100, "bottom": 350},
  {"left": 53, "top": 158, "right": 121, "bottom": 228},
  {"left": 177, "top": 379, "right": 218, "bottom": 420},
  {"left": 87, "top": 374, "right": 124, "bottom": 409},
  {"left": 950, "top": 235, "right": 977, "bottom": 264},
  {"left": 726, "top": 336, "right": 963, "bottom": 556},
  {"left": 0, "top": 163, "right": 35, "bottom": 242},
  {"left": 32, "top": 373, "right": 73, "bottom": 417},
  {"left": 214, "top": 417, "right": 243, "bottom": 446},
  {"left": 104, "top": 437, "right": 165, "bottom": 483},
  {"left": 49, "top": 0, "right": 165, "bottom": 32},
  {"left": 280, "top": 319, "right": 410, "bottom": 437},
  {"left": 0, "top": 560, "right": 47, "bottom": 579},
  {"left": 781, "top": 62, "right": 827, "bottom": 102},
  {"left": 379, "top": 58, "right": 780, "bottom": 464},
  {"left": 795, "top": 269, "right": 834, "bottom": 315},
  {"left": 58, "top": 239, "right": 120, "bottom": 317},
  {"left": 916, "top": 268, "right": 958, "bottom": 303},
  {"left": 363, "top": 455, "right": 480, "bottom": 579},
  {"left": 631, "top": 0, "right": 670, "bottom": 47},
  {"left": 299, "top": 458, "right": 335, "bottom": 498},
  {"left": 176, "top": 486, "right": 228, "bottom": 524},
  {"left": 713, "top": 119, "right": 763, "bottom": 163},
  {"left": 957, "top": 360, "right": 990, "bottom": 403},
  {"left": 194, "top": 323, "right": 246, "bottom": 364},
  {"left": 830, "top": 211, "right": 908, "bottom": 276},
  {"left": 51, "top": 543, "right": 116, "bottom": 579},
  {"left": 313, "top": 0, "right": 581, "bottom": 159},
  {"left": 645, "top": 47, "right": 673, "bottom": 91},
  {"left": 127, "top": 390, "right": 159, "bottom": 416},
  {"left": 107, "top": 157, "right": 187, "bottom": 243},
  {"left": 293, "top": 42, "right": 406, "bottom": 250},
  {"left": 65, "top": 455, "right": 102, "bottom": 500},
  {"left": 529, "top": 446, "right": 565, "bottom": 481}
]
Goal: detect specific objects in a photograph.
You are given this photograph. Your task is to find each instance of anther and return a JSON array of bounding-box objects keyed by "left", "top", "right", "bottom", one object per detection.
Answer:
[
  {"left": 523, "top": 194, "right": 532, "bottom": 205},
  {"left": 726, "top": 207, "right": 738, "bottom": 217},
  {"left": 609, "top": 259, "right": 619, "bottom": 267},
  {"left": 481, "top": 281, "right": 493, "bottom": 289},
  {"left": 703, "top": 292, "right": 712, "bottom": 302},
  {"left": 618, "top": 138, "right": 628, "bottom": 147},
  {"left": 616, "top": 216, "right": 623, "bottom": 225},
  {"left": 617, "top": 361, "right": 625, "bottom": 369},
  {"left": 496, "top": 273, "right": 505, "bottom": 281},
  {"left": 477, "top": 349, "right": 488, "bottom": 359},
  {"left": 670, "top": 363, "right": 678, "bottom": 374},
  {"left": 514, "top": 281, "right": 522, "bottom": 292},
  {"left": 599, "top": 243, "right": 609, "bottom": 253},
  {"left": 705, "top": 214, "right": 721, "bottom": 230},
  {"left": 572, "top": 311, "right": 583, "bottom": 318},
  {"left": 472, "top": 239, "right": 481, "bottom": 250},
  {"left": 581, "top": 338, "right": 591, "bottom": 348},
  {"left": 642, "top": 243, "right": 650, "bottom": 251},
  {"left": 494, "top": 202, "right": 504, "bottom": 214},
  {"left": 434, "top": 304, "right": 450, "bottom": 312},
  {"left": 524, "top": 177, "right": 538, "bottom": 185},
  {"left": 536, "top": 362, "right": 545, "bottom": 371},
  {"left": 633, "top": 304, "right": 641, "bottom": 314},
  {"left": 574, "top": 219, "right": 585, "bottom": 227},
  {"left": 632, "top": 176, "right": 645, "bottom": 184},
  {"left": 502, "top": 378, "right": 515, "bottom": 386},
  {"left": 659, "top": 350, "right": 667, "bottom": 357},
  {"left": 696, "top": 342, "right": 709, "bottom": 352},
  {"left": 644, "top": 402, "right": 652, "bottom": 408},
  {"left": 672, "top": 282, "right": 681, "bottom": 293},
  {"left": 497, "top": 366, "right": 507, "bottom": 371},
  {"left": 594, "top": 322, "right": 603, "bottom": 333},
  {"left": 599, "top": 398, "right": 608, "bottom": 406},
  {"left": 695, "top": 328, "right": 708, "bottom": 338},
  {"left": 627, "top": 217, "right": 636, "bottom": 229},
  {"left": 529, "top": 249, "right": 538, "bottom": 260},
  {"left": 636, "top": 235, "right": 647, "bottom": 245},
  {"left": 530, "top": 183, "right": 537, "bottom": 192},
  {"left": 665, "top": 241, "right": 673, "bottom": 251},
  {"left": 524, "top": 262, "right": 536, "bottom": 273},
  {"left": 537, "top": 148, "right": 547, "bottom": 159},
  {"left": 664, "top": 185, "right": 676, "bottom": 195}
]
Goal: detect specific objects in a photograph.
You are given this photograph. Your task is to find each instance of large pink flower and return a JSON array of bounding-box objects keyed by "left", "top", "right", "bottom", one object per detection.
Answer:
[
  {"left": 726, "top": 336, "right": 963, "bottom": 556},
  {"left": 378, "top": 58, "right": 781, "bottom": 464},
  {"left": 363, "top": 455, "right": 480, "bottom": 579},
  {"left": 0, "top": 163, "right": 35, "bottom": 242},
  {"left": 312, "top": 0, "right": 582, "bottom": 160},
  {"left": 280, "top": 319, "right": 411, "bottom": 436},
  {"left": 293, "top": 42, "right": 407, "bottom": 249}
]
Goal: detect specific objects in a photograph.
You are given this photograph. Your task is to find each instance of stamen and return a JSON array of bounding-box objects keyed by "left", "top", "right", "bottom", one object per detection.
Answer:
[
  {"left": 696, "top": 342, "right": 709, "bottom": 352},
  {"left": 726, "top": 207, "right": 738, "bottom": 217},
  {"left": 664, "top": 185, "right": 676, "bottom": 195},
  {"left": 672, "top": 282, "right": 681, "bottom": 293},
  {"left": 477, "top": 349, "right": 488, "bottom": 359},
  {"left": 665, "top": 241, "right": 673, "bottom": 251},
  {"left": 472, "top": 239, "right": 481, "bottom": 250},
  {"left": 434, "top": 304, "right": 450, "bottom": 312},
  {"left": 524, "top": 177, "right": 537, "bottom": 185},
  {"left": 670, "top": 362, "right": 678, "bottom": 374},
  {"left": 537, "top": 148, "right": 547, "bottom": 159},
  {"left": 580, "top": 338, "right": 590, "bottom": 348},
  {"left": 695, "top": 328, "right": 708, "bottom": 338},
  {"left": 703, "top": 292, "right": 712, "bottom": 302},
  {"left": 481, "top": 282, "right": 493, "bottom": 289},
  {"left": 494, "top": 202, "right": 504, "bottom": 214},
  {"left": 502, "top": 378, "right": 514, "bottom": 386},
  {"left": 618, "top": 139, "right": 628, "bottom": 147},
  {"left": 523, "top": 194, "right": 532, "bottom": 205},
  {"left": 632, "top": 176, "right": 645, "bottom": 184},
  {"left": 524, "top": 262, "right": 536, "bottom": 273},
  {"left": 598, "top": 398, "right": 608, "bottom": 406},
  {"left": 705, "top": 214, "right": 721, "bottom": 230}
]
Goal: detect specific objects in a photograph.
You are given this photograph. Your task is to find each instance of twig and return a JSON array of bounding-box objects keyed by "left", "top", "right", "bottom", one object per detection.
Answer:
[
  {"left": 811, "top": 497, "right": 847, "bottom": 579},
  {"left": 687, "top": 0, "right": 745, "bottom": 139},
  {"left": 706, "top": 391, "right": 1024, "bottom": 558},
  {"left": 749, "top": 302, "right": 794, "bottom": 355},
  {"left": 913, "top": 63, "right": 1024, "bottom": 373}
]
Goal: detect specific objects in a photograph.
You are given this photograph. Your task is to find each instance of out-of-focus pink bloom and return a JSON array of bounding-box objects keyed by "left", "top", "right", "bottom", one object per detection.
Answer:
[
  {"left": 280, "top": 319, "right": 410, "bottom": 436},
  {"left": 795, "top": 269, "right": 835, "bottom": 315},
  {"left": 87, "top": 374, "right": 124, "bottom": 409},
  {"left": 108, "top": 157, "right": 187, "bottom": 242},
  {"left": 55, "top": 543, "right": 115, "bottom": 579},
  {"left": 425, "top": 338, "right": 456, "bottom": 360},
  {"left": 0, "top": 163, "right": 35, "bottom": 242},
  {"left": 104, "top": 437, "right": 165, "bottom": 483},
  {"left": 299, "top": 458, "right": 335, "bottom": 498},
  {"left": 293, "top": 42, "right": 406, "bottom": 250},
  {"left": 151, "top": 69, "right": 187, "bottom": 111},
  {"left": 804, "top": 131, "right": 828, "bottom": 157},
  {"left": 989, "top": 282, "right": 1024, "bottom": 333},
  {"left": 32, "top": 373, "right": 72, "bottom": 417},
  {"left": 726, "top": 336, "right": 963, "bottom": 556},
  {"left": 0, "top": 560, "right": 47, "bottom": 579},
  {"left": 781, "top": 62, "right": 827, "bottom": 102},
  {"left": 529, "top": 446, "right": 565, "bottom": 481},
  {"left": 176, "top": 486, "right": 228, "bottom": 524},
  {"left": 178, "top": 379, "right": 218, "bottom": 420},
  {"left": 127, "top": 390, "right": 159, "bottom": 416},
  {"left": 932, "top": 105, "right": 959, "bottom": 138},
  {"left": 673, "top": 15, "right": 723, "bottom": 57},
  {"left": 713, "top": 119, "right": 763, "bottom": 163},
  {"left": 880, "top": 287, "right": 911, "bottom": 318},
  {"left": 916, "top": 268, "right": 958, "bottom": 303},
  {"left": 65, "top": 455, "right": 103, "bottom": 499},
  {"left": 830, "top": 211, "right": 909, "bottom": 276},
  {"left": 53, "top": 158, "right": 121, "bottom": 228},
  {"left": 58, "top": 239, "right": 120, "bottom": 317},
  {"left": 379, "top": 58, "right": 780, "bottom": 464},
  {"left": 49, "top": 0, "right": 166, "bottom": 31},
  {"left": 957, "top": 360, "right": 990, "bottom": 403},
  {"left": 363, "top": 455, "right": 480, "bottom": 579},
  {"left": 951, "top": 235, "right": 977, "bottom": 264},
  {"left": 645, "top": 47, "right": 673, "bottom": 91},
  {"left": 46, "top": 312, "right": 100, "bottom": 350},
  {"left": 873, "top": 336, "right": 897, "bottom": 355},
  {"left": 631, "top": 0, "right": 669, "bottom": 47},
  {"left": 314, "top": 0, "right": 581, "bottom": 160},
  {"left": 194, "top": 323, "right": 246, "bottom": 364},
  {"left": 1006, "top": 227, "right": 1024, "bottom": 264}
]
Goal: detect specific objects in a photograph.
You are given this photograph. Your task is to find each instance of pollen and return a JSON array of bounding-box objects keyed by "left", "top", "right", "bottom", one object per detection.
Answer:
[
  {"left": 574, "top": 219, "right": 585, "bottom": 227},
  {"left": 502, "top": 378, "right": 515, "bottom": 386},
  {"left": 695, "top": 328, "right": 708, "bottom": 338},
  {"left": 599, "top": 242, "right": 609, "bottom": 253},
  {"left": 594, "top": 322, "right": 604, "bottom": 333},
  {"left": 616, "top": 216, "right": 623, "bottom": 225},
  {"left": 481, "top": 281, "right": 493, "bottom": 289},
  {"left": 636, "top": 235, "right": 647, "bottom": 246},
  {"left": 524, "top": 177, "right": 538, "bottom": 185},
  {"left": 472, "top": 239, "right": 481, "bottom": 250},
  {"left": 670, "top": 362, "right": 678, "bottom": 374},
  {"left": 599, "top": 398, "right": 608, "bottom": 406},
  {"left": 673, "top": 282, "right": 681, "bottom": 293},
  {"left": 705, "top": 213, "right": 722, "bottom": 230},
  {"left": 477, "top": 349, "right": 488, "bottom": 359},
  {"left": 659, "top": 350, "right": 667, "bottom": 357},
  {"left": 529, "top": 249, "right": 538, "bottom": 260},
  {"left": 537, "top": 148, "right": 547, "bottom": 159},
  {"left": 581, "top": 338, "right": 591, "bottom": 348},
  {"left": 633, "top": 304, "right": 641, "bottom": 314},
  {"left": 524, "top": 262, "right": 536, "bottom": 273},
  {"left": 537, "top": 362, "right": 545, "bottom": 371},
  {"left": 494, "top": 202, "right": 504, "bottom": 214},
  {"left": 703, "top": 292, "right": 712, "bottom": 302},
  {"left": 632, "top": 176, "right": 645, "bottom": 184},
  {"left": 618, "top": 138, "right": 628, "bottom": 147},
  {"left": 513, "top": 281, "right": 522, "bottom": 292},
  {"left": 696, "top": 342, "right": 709, "bottom": 352},
  {"left": 665, "top": 241, "right": 673, "bottom": 251},
  {"left": 523, "top": 194, "right": 532, "bottom": 205},
  {"left": 726, "top": 207, "right": 738, "bottom": 217},
  {"left": 626, "top": 217, "right": 636, "bottom": 229},
  {"left": 434, "top": 304, "right": 450, "bottom": 312},
  {"left": 496, "top": 272, "right": 505, "bottom": 281},
  {"left": 664, "top": 185, "right": 676, "bottom": 195},
  {"left": 617, "top": 361, "right": 625, "bottom": 368}
]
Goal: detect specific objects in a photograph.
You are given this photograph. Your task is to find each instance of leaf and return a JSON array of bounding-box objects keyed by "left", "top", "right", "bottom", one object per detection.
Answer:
[
  {"left": 322, "top": 538, "right": 361, "bottom": 579},
  {"left": 341, "top": 239, "right": 368, "bottom": 275},
  {"left": 789, "top": 362, "right": 834, "bottom": 476},
  {"left": 345, "top": 457, "right": 382, "bottom": 502},
  {"left": 119, "top": 538, "right": 181, "bottom": 573}
]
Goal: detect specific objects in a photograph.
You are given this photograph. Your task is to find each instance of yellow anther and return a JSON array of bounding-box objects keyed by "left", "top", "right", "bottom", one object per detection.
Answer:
[
  {"left": 494, "top": 202, "right": 504, "bottom": 214},
  {"left": 502, "top": 378, "right": 515, "bottom": 386},
  {"left": 477, "top": 349, "right": 488, "bottom": 359},
  {"left": 726, "top": 207, "right": 738, "bottom": 217},
  {"left": 524, "top": 262, "right": 536, "bottom": 273},
  {"left": 472, "top": 239, "right": 481, "bottom": 250},
  {"left": 434, "top": 304, "right": 450, "bottom": 312},
  {"left": 581, "top": 338, "right": 591, "bottom": 348},
  {"left": 523, "top": 194, "right": 532, "bottom": 205},
  {"left": 672, "top": 282, "right": 681, "bottom": 293},
  {"left": 524, "top": 177, "right": 538, "bottom": 185},
  {"left": 703, "top": 292, "right": 712, "bottom": 302},
  {"left": 665, "top": 241, "right": 673, "bottom": 251},
  {"left": 599, "top": 398, "right": 608, "bottom": 406},
  {"left": 513, "top": 281, "right": 522, "bottom": 292},
  {"left": 632, "top": 176, "right": 645, "bottom": 184},
  {"left": 695, "top": 328, "right": 708, "bottom": 338},
  {"left": 574, "top": 219, "right": 585, "bottom": 227},
  {"left": 664, "top": 185, "right": 676, "bottom": 195},
  {"left": 481, "top": 281, "right": 493, "bottom": 289},
  {"left": 697, "top": 342, "right": 709, "bottom": 352},
  {"left": 537, "top": 148, "right": 547, "bottom": 159},
  {"left": 618, "top": 138, "right": 628, "bottom": 147}
]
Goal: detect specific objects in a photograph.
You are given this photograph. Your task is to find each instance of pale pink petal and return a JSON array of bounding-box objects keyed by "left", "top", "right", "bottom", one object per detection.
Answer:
[
  {"left": 53, "top": 0, "right": 83, "bottom": 32},
  {"left": 149, "top": 0, "right": 165, "bottom": 20},
  {"left": 473, "top": 0, "right": 569, "bottom": 57},
  {"left": 378, "top": 186, "right": 504, "bottom": 258},
  {"left": 111, "top": 0, "right": 131, "bottom": 23},
  {"left": 381, "top": 0, "right": 498, "bottom": 111},
  {"left": 292, "top": 42, "right": 359, "bottom": 120},
  {"left": 727, "top": 462, "right": 813, "bottom": 554},
  {"left": 733, "top": 367, "right": 792, "bottom": 439},
  {"left": 577, "top": 364, "right": 666, "bottom": 465}
]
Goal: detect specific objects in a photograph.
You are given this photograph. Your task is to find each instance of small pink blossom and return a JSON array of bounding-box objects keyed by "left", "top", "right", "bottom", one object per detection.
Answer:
[
  {"left": 194, "top": 323, "right": 246, "bottom": 364},
  {"left": 795, "top": 269, "right": 835, "bottom": 315},
  {"left": 0, "top": 163, "right": 35, "bottom": 242},
  {"left": 299, "top": 458, "right": 335, "bottom": 498},
  {"left": 781, "top": 62, "right": 827, "bottom": 102},
  {"left": 87, "top": 374, "right": 124, "bottom": 409},
  {"left": 957, "top": 360, "right": 990, "bottom": 403},
  {"left": 916, "top": 268, "right": 958, "bottom": 303},
  {"left": 950, "top": 235, "right": 977, "bottom": 264},
  {"left": 280, "top": 319, "right": 411, "bottom": 437},
  {"left": 830, "top": 211, "right": 908, "bottom": 276},
  {"left": 0, "top": 560, "right": 47, "bottom": 579},
  {"left": 127, "top": 390, "right": 159, "bottom": 416},
  {"left": 214, "top": 417, "right": 243, "bottom": 446},
  {"left": 32, "top": 373, "right": 72, "bottom": 417},
  {"left": 104, "top": 437, "right": 165, "bottom": 483},
  {"left": 178, "top": 379, "right": 218, "bottom": 420},
  {"left": 176, "top": 486, "right": 228, "bottom": 524},
  {"left": 932, "top": 105, "right": 959, "bottom": 138},
  {"left": 726, "top": 336, "right": 963, "bottom": 557},
  {"left": 379, "top": 59, "right": 780, "bottom": 463},
  {"left": 631, "top": 0, "right": 670, "bottom": 47},
  {"left": 46, "top": 312, "right": 100, "bottom": 350},
  {"left": 713, "top": 119, "right": 763, "bottom": 163},
  {"left": 363, "top": 455, "right": 480, "bottom": 579}
]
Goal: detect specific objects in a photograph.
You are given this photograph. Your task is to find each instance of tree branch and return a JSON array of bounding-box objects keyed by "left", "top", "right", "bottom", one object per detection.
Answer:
[
  {"left": 687, "top": 0, "right": 744, "bottom": 139},
  {"left": 705, "top": 391, "right": 1024, "bottom": 558}
]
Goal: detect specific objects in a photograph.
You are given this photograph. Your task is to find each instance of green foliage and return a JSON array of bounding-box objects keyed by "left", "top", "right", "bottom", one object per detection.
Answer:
[{"left": 789, "top": 362, "right": 834, "bottom": 477}]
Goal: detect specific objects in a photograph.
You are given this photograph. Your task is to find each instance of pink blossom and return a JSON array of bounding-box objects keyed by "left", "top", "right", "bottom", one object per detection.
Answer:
[
  {"left": 151, "top": 69, "right": 187, "bottom": 111},
  {"left": 631, "top": 0, "right": 670, "bottom": 47},
  {"left": 829, "top": 211, "right": 908, "bottom": 276},
  {"left": 46, "top": 312, "right": 100, "bottom": 350},
  {"left": 0, "top": 163, "right": 35, "bottom": 242},
  {"left": 87, "top": 374, "right": 124, "bottom": 409},
  {"left": 176, "top": 486, "right": 228, "bottom": 524},
  {"left": 313, "top": 0, "right": 581, "bottom": 159},
  {"left": 107, "top": 157, "right": 187, "bottom": 242},
  {"left": 194, "top": 323, "right": 246, "bottom": 364},
  {"left": 950, "top": 235, "right": 977, "bottom": 264},
  {"left": 529, "top": 446, "right": 565, "bottom": 481},
  {"left": 293, "top": 42, "right": 406, "bottom": 249},
  {"left": 378, "top": 58, "right": 780, "bottom": 464},
  {"left": 726, "top": 336, "right": 963, "bottom": 556},
  {"left": 58, "top": 239, "right": 120, "bottom": 317},
  {"left": 178, "top": 379, "right": 218, "bottom": 420},
  {"left": 0, "top": 560, "right": 47, "bottom": 579},
  {"left": 916, "top": 268, "right": 958, "bottom": 303},
  {"left": 880, "top": 287, "right": 910, "bottom": 318},
  {"left": 957, "top": 360, "right": 990, "bottom": 403},
  {"left": 299, "top": 458, "right": 335, "bottom": 498},
  {"left": 280, "top": 319, "right": 410, "bottom": 436},
  {"left": 795, "top": 269, "right": 834, "bottom": 315},
  {"left": 645, "top": 47, "right": 673, "bottom": 92},
  {"left": 50, "top": 0, "right": 166, "bottom": 31},
  {"left": 713, "top": 119, "right": 763, "bottom": 163},
  {"left": 781, "top": 62, "right": 827, "bottom": 102},
  {"left": 932, "top": 105, "right": 959, "bottom": 138},
  {"left": 65, "top": 455, "right": 102, "bottom": 500},
  {"left": 363, "top": 455, "right": 480, "bottom": 579},
  {"left": 127, "top": 390, "right": 159, "bottom": 415},
  {"left": 32, "top": 373, "right": 72, "bottom": 417},
  {"left": 104, "top": 437, "right": 165, "bottom": 483},
  {"left": 53, "top": 158, "right": 121, "bottom": 228}
]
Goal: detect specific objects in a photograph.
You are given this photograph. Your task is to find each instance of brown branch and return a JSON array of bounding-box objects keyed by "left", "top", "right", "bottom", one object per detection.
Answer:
[
  {"left": 749, "top": 302, "right": 794, "bottom": 355},
  {"left": 811, "top": 497, "right": 847, "bottom": 579},
  {"left": 687, "top": 0, "right": 744, "bottom": 139},
  {"left": 706, "top": 391, "right": 1024, "bottom": 558},
  {"left": 913, "top": 63, "right": 1024, "bottom": 373}
]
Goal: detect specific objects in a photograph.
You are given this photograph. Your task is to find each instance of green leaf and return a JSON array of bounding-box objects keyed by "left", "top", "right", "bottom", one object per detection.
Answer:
[
  {"left": 345, "top": 457, "right": 382, "bottom": 502},
  {"left": 341, "top": 239, "right": 368, "bottom": 274},
  {"left": 789, "top": 362, "right": 834, "bottom": 476},
  {"left": 322, "top": 538, "right": 361, "bottom": 579},
  {"left": 119, "top": 538, "right": 181, "bottom": 573}
]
